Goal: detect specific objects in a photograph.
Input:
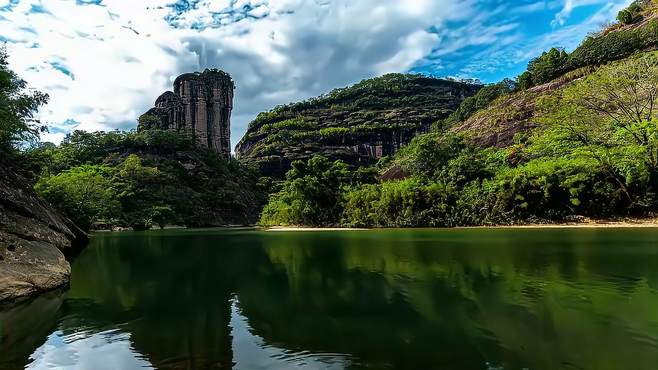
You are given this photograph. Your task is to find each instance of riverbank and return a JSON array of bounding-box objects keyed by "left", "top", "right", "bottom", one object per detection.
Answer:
[
  {"left": 265, "top": 227, "right": 368, "bottom": 232},
  {"left": 90, "top": 218, "right": 658, "bottom": 233},
  {"left": 464, "top": 220, "right": 658, "bottom": 229},
  {"left": 476, "top": 216, "right": 658, "bottom": 229},
  {"left": 263, "top": 217, "right": 658, "bottom": 231}
]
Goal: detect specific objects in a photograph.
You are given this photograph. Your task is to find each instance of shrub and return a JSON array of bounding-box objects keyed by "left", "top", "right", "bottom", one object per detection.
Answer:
[
  {"left": 259, "top": 156, "right": 351, "bottom": 226},
  {"left": 617, "top": 1, "right": 644, "bottom": 25},
  {"left": 442, "top": 79, "right": 516, "bottom": 126},
  {"left": 35, "top": 165, "right": 120, "bottom": 230},
  {"left": 521, "top": 48, "right": 569, "bottom": 88}
]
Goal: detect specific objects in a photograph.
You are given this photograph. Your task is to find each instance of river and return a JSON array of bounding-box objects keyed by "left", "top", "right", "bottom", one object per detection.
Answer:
[{"left": 1, "top": 228, "right": 658, "bottom": 370}]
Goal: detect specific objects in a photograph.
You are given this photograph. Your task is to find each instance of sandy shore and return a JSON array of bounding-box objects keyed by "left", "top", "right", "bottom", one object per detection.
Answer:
[
  {"left": 265, "top": 227, "right": 368, "bottom": 232},
  {"left": 264, "top": 218, "right": 658, "bottom": 231},
  {"left": 461, "top": 222, "right": 658, "bottom": 229}
]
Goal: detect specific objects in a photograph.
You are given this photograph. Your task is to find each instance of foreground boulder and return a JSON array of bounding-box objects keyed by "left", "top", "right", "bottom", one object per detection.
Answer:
[{"left": 0, "top": 158, "right": 88, "bottom": 303}]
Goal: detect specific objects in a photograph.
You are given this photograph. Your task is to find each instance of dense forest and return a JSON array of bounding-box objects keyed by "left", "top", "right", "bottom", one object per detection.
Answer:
[
  {"left": 2, "top": 0, "right": 658, "bottom": 231},
  {"left": 26, "top": 130, "right": 263, "bottom": 230}
]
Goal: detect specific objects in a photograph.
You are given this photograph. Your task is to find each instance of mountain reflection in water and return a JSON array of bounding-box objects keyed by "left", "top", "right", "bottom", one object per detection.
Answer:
[{"left": 1, "top": 228, "right": 658, "bottom": 370}]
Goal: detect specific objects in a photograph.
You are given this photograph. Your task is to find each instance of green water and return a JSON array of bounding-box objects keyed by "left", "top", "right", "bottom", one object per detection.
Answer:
[{"left": 2, "top": 228, "right": 658, "bottom": 370}]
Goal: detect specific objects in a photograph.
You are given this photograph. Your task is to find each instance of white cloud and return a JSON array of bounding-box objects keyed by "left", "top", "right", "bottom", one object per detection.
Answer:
[
  {"left": 2, "top": 0, "right": 196, "bottom": 137},
  {"left": 1, "top": 0, "right": 475, "bottom": 148},
  {"left": 430, "top": 0, "right": 630, "bottom": 80},
  {"left": 551, "top": 0, "right": 632, "bottom": 27},
  {"left": 0, "top": 0, "right": 633, "bottom": 148}
]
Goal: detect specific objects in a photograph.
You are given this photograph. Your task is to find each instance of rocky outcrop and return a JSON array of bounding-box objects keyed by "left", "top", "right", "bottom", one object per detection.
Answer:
[
  {"left": 0, "top": 158, "right": 88, "bottom": 303},
  {"left": 139, "top": 69, "right": 234, "bottom": 158},
  {"left": 451, "top": 66, "right": 595, "bottom": 148},
  {"left": 236, "top": 74, "right": 481, "bottom": 177}
]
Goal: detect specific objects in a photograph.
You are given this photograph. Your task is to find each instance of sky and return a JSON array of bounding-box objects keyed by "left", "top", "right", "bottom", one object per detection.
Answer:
[{"left": 0, "top": 0, "right": 632, "bottom": 149}]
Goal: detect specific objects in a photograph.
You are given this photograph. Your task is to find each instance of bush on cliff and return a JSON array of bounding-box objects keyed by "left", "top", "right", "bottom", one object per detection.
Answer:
[
  {"left": 441, "top": 79, "right": 516, "bottom": 127},
  {"left": 523, "top": 48, "right": 569, "bottom": 88},
  {"left": 617, "top": 1, "right": 644, "bottom": 25},
  {"left": 517, "top": 3, "right": 658, "bottom": 90},
  {"left": 35, "top": 165, "right": 120, "bottom": 230}
]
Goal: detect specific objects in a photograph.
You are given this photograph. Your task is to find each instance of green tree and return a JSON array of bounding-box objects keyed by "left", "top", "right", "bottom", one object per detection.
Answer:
[
  {"left": 396, "top": 133, "right": 469, "bottom": 179},
  {"left": 617, "top": 1, "right": 644, "bottom": 25},
  {"left": 113, "top": 154, "right": 165, "bottom": 230},
  {"left": 150, "top": 205, "right": 176, "bottom": 229},
  {"left": 442, "top": 79, "right": 517, "bottom": 126},
  {"left": 137, "top": 114, "right": 162, "bottom": 131},
  {"left": 260, "top": 156, "right": 351, "bottom": 226},
  {"left": 535, "top": 52, "right": 658, "bottom": 210},
  {"left": 0, "top": 47, "right": 49, "bottom": 154},
  {"left": 523, "top": 47, "right": 569, "bottom": 88},
  {"left": 35, "top": 165, "right": 120, "bottom": 230}
]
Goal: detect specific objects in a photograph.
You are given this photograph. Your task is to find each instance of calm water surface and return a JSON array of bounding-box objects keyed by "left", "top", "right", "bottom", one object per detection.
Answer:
[{"left": 1, "top": 228, "right": 658, "bottom": 370}]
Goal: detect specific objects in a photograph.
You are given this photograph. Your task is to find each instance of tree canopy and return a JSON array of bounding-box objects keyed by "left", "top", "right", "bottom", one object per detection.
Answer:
[{"left": 0, "top": 48, "right": 48, "bottom": 154}]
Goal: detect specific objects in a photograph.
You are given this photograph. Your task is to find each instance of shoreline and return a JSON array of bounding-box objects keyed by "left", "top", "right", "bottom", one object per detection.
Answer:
[
  {"left": 264, "top": 218, "right": 658, "bottom": 231},
  {"left": 264, "top": 227, "right": 369, "bottom": 232},
  {"left": 91, "top": 219, "right": 658, "bottom": 233}
]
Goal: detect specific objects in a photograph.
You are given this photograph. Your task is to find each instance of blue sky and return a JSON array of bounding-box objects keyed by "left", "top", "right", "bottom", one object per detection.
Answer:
[{"left": 0, "top": 0, "right": 631, "bottom": 147}]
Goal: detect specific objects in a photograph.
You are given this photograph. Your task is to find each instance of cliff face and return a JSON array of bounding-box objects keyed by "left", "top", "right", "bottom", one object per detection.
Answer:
[
  {"left": 0, "top": 158, "right": 88, "bottom": 303},
  {"left": 236, "top": 74, "right": 481, "bottom": 177},
  {"left": 139, "top": 69, "right": 234, "bottom": 158}
]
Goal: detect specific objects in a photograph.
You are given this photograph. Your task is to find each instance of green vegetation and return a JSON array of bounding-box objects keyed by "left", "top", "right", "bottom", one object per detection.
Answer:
[
  {"left": 566, "top": 19, "right": 658, "bottom": 72},
  {"left": 28, "top": 130, "right": 261, "bottom": 230},
  {"left": 35, "top": 164, "right": 119, "bottom": 230},
  {"left": 237, "top": 73, "right": 481, "bottom": 177},
  {"left": 246, "top": 73, "right": 473, "bottom": 131},
  {"left": 617, "top": 1, "right": 645, "bottom": 25},
  {"left": 515, "top": 1, "right": 658, "bottom": 90},
  {"left": 259, "top": 155, "right": 376, "bottom": 226},
  {"left": 441, "top": 79, "right": 516, "bottom": 127},
  {"left": 0, "top": 47, "right": 48, "bottom": 155},
  {"left": 261, "top": 52, "right": 658, "bottom": 227},
  {"left": 518, "top": 48, "right": 569, "bottom": 89}
]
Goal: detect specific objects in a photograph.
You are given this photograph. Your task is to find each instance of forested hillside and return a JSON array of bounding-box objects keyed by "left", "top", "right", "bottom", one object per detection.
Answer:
[
  {"left": 27, "top": 130, "right": 262, "bottom": 230},
  {"left": 236, "top": 74, "right": 481, "bottom": 177},
  {"left": 259, "top": 0, "right": 658, "bottom": 227}
]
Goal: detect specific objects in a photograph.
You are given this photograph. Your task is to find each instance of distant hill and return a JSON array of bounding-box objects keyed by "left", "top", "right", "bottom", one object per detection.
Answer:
[{"left": 235, "top": 74, "right": 481, "bottom": 177}]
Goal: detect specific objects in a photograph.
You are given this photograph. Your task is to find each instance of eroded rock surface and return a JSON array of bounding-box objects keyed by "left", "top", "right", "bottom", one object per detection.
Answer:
[
  {"left": 139, "top": 69, "right": 234, "bottom": 158},
  {"left": 236, "top": 74, "right": 481, "bottom": 177},
  {"left": 0, "top": 158, "right": 87, "bottom": 303}
]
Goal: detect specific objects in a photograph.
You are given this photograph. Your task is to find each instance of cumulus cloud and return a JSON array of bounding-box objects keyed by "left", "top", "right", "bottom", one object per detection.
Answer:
[
  {"left": 0, "top": 0, "right": 632, "bottom": 148},
  {"left": 1, "top": 0, "right": 473, "bottom": 147}
]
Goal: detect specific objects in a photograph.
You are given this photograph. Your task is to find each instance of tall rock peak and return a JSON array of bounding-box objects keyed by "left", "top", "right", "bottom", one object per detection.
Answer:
[{"left": 139, "top": 69, "right": 234, "bottom": 158}]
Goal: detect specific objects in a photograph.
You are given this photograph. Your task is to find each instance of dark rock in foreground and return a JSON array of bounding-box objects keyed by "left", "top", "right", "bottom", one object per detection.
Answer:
[{"left": 0, "top": 158, "right": 88, "bottom": 303}]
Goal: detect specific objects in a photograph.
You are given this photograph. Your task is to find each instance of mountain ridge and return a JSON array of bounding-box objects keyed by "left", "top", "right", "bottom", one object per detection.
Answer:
[{"left": 235, "top": 73, "right": 481, "bottom": 177}]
